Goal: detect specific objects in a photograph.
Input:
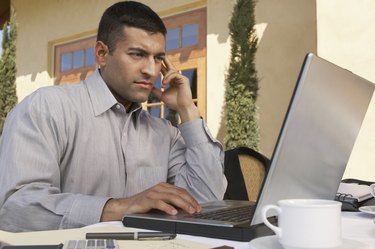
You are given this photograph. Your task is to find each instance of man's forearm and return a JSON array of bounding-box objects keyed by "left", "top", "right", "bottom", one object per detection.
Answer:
[
  {"left": 176, "top": 119, "right": 227, "bottom": 202},
  {"left": 177, "top": 103, "right": 201, "bottom": 123}
]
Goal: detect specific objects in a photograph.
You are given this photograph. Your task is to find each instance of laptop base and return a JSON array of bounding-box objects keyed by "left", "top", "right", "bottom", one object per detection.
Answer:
[{"left": 122, "top": 216, "right": 276, "bottom": 242}]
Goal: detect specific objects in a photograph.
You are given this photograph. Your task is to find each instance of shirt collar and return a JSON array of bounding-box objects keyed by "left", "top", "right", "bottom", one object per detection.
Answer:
[{"left": 84, "top": 69, "right": 142, "bottom": 117}]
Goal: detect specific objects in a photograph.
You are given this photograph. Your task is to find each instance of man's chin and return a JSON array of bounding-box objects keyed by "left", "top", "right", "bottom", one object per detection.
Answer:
[{"left": 132, "top": 95, "right": 152, "bottom": 104}]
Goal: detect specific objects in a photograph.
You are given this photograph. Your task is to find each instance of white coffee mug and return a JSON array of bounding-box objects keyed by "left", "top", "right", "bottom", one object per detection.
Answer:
[
  {"left": 261, "top": 199, "right": 342, "bottom": 249},
  {"left": 370, "top": 184, "right": 375, "bottom": 197}
]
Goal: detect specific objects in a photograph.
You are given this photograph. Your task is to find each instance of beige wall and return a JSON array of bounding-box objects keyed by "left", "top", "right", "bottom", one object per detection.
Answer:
[
  {"left": 316, "top": 0, "right": 375, "bottom": 180},
  {"left": 255, "top": 0, "right": 317, "bottom": 157},
  {"left": 206, "top": 0, "right": 232, "bottom": 143},
  {"left": 13, "top": 0, "right": 117, "bottom": 100}
]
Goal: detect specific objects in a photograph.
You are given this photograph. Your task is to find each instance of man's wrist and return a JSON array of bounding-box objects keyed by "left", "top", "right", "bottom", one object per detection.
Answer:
[
  {"left": 101, "top": 198, "right": 123, "bottom": 221},
  {"left": 178, "top": 104, "right": 200, "bottom": 123}
]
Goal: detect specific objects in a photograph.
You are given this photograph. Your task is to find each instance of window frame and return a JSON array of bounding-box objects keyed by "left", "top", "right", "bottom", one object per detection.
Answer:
[
  {"left": 53, "top": 35, "right": 96, "bottom": 84},
  {"left": 143, "top": 8, "right": 207, "bottom": 120}
]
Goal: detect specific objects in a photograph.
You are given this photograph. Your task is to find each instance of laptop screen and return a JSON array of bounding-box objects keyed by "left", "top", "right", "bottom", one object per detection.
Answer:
[{"left": 252, "top": 53, "right": 375, "bottom": 224}]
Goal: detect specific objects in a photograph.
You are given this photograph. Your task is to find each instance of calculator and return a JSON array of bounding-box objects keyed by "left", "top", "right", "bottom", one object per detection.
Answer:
[{"left": 62, "top": 239, "right": 119, "bottom": 249}]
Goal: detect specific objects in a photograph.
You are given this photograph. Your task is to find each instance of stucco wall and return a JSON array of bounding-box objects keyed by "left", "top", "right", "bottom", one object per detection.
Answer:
[
  {"left": 206, "top": 0, "right": 232, "bottom": 144},
  {"left": 255, "top": 0, "right": 317, "bottom": 156},
  {"left": 13, "top": 0, "right": 118, "bottom": 100}
]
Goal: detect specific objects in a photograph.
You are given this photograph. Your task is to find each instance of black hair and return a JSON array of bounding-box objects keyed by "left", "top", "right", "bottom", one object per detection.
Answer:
[{"left": 97, "top": 1, "right": 167, "bottom": 54}]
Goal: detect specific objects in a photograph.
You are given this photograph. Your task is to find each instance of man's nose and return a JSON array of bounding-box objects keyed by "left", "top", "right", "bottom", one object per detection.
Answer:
[{"left": 141, "top": 57, "right": 158, "bottom": 77}]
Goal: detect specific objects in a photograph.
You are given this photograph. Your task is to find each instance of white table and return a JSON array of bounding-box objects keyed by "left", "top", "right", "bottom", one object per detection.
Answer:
[
  {"left": 92, "top": 211, "right": 375, "bottom": 249},
  {"left": 341, "top": 211, "right": 375, "bottom": 248},
  {"left": 1, "top": 211, "right": 373, "bottom": 249}
]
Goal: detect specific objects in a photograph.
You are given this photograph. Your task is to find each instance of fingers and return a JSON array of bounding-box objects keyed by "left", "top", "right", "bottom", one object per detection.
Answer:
[
  {"left": 133, "top": 183, "right": 201, "bottom": 215},
  {"left": 162, "top": 57, "right": 176, "bottom": 72},
  {"left": 101, "top": 183, "right": 201, "bottom": 221},
  {"left": 154, "top": 57, "right": 195, "bottom": 117},
  {"left": 149, "top": 183, "right": 201, "bottom": 215},
  {"left": 161, "top": 57, "right": 174, "bottom": 77},
  {"left": 161, "top": 58, "right": 184, "bottom": 86},
  {"left": 162, "top": 71, "right": 183, "bottom": 88}
]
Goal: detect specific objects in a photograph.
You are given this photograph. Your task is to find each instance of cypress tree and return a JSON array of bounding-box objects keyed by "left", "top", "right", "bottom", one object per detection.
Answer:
[
  {"left": 224, "top": 0, "right": 259, "bottom": 150},
  {"left": 0, "top": 13, "right": 18, "bottom": 135}
]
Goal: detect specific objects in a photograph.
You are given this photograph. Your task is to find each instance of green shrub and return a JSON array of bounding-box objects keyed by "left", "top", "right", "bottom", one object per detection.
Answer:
[
  {"left": 224, "top": 0, "right": 259, "bottom": 150},
  {"left": 0, "top": 14, "right": 18, "bottom": 135}
]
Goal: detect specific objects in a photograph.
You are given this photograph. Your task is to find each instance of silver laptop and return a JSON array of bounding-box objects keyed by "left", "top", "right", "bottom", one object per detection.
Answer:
[{"left": 123, "top": 53, "right": 375, "bottom": 241}]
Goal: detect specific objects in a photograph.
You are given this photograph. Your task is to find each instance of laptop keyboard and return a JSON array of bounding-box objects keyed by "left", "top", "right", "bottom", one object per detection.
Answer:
[
  {"left": 62, "top": 239, "right": 119, "bottom": 249},
  {"left": 189, "top": 205, "right": 254, "bottom": 223}
]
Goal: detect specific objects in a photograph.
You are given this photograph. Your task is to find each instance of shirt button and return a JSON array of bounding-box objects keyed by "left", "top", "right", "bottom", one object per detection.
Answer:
[{"left": 116, "top": 104, "right": 121, "bottom": 109}]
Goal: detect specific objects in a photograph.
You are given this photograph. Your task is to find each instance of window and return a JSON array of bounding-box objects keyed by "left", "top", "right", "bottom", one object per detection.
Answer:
[
  {"left": 143, "top": 8, "right": 207, "bottom": 123},
  {"left": 166, "top": 23, "right": 199, "bottom": 50},
  {"left": 182, "top": 24, "right": 198, "bottom": 47},
  {"left": 54, "top": 35, "right": 96, "bottom": 84},
  {"left": 147, "top": 67, "right": 198, "bottom": 126}
]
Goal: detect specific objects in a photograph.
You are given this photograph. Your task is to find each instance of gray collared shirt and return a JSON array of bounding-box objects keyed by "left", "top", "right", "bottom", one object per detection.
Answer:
[{"left": 0, "top": 70, "right": 227, "bottom": 232}]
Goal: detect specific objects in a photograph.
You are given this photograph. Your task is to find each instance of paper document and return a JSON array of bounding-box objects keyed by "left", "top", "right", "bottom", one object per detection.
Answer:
[{"left": 337, "top": 182, "right": 373, "bottom": 202}]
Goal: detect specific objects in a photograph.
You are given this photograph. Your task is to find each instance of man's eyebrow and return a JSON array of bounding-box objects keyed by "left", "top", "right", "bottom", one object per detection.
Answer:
[
  {"left": 128, "top": 47, "right": 165, "bottom": 58},
  {"left": 128, "top": 47, "right": 148, "bottom": 55}
]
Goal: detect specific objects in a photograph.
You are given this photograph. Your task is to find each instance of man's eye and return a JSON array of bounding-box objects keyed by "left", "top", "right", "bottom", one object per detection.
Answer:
[
  {"left": 129, "top": 52, "right": 144, "bottom": 58},
  {"left": 155, "top": 56, "right": 164, "bottom": 63}
]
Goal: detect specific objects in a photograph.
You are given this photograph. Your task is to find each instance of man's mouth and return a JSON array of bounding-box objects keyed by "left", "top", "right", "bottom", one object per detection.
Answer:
[{"left": 135, "top": 81, "right": 153, "bottom": 89}]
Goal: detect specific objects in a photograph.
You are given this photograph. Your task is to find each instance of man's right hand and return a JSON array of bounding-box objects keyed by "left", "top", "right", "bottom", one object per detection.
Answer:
[{"left": 100, "top": 182, "right": 201, "bottom": 221}]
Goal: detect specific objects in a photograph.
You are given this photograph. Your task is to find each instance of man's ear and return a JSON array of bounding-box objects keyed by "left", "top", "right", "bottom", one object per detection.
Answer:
[{"left": 95, "top": 41, "right": 108, "bottom": 67}]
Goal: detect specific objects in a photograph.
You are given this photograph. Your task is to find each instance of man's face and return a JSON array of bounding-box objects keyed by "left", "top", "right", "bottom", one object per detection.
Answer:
[{"left": 98, "top": 26, "right": 166, "bottom": 108}]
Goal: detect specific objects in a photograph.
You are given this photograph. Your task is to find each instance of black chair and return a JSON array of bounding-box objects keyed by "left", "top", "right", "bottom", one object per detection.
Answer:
[{"left": 224, "top": 146, "right": 270, "bottom": 201}]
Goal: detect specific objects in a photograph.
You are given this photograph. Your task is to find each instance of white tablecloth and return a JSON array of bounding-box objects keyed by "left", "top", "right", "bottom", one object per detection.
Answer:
[
  {"left": 91, "top": 211, "right": 375, "bottom": 249},
  {"left": 341, "top": 211, "right": 375, "bottom": 248}
]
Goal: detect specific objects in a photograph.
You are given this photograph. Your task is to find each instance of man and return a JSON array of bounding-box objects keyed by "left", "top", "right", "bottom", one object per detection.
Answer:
[{"left": 0, "top": 1, "right": 227, "bottom": 232}]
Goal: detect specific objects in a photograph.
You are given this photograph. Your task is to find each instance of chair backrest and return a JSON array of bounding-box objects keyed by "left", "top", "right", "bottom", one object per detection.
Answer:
[{"left": 224, "top": 146, "right": 270, "bottom": 201}]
